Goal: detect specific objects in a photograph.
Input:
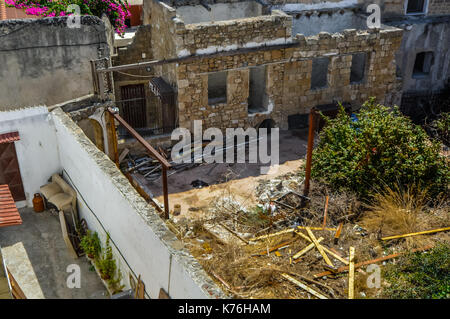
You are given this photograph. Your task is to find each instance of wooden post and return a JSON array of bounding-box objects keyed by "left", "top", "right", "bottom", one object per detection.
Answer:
[
  {"left": 162, "top": 166, "right": 169, "bottom": 220},
  {"left": 348, "top": 246, "right": 355, "bottom": 299},
  {"left": 108, "top": 111, "right": 119, "bottom": 167},
  {"left": 322, "top": 196, "right": 329, "bottom": 229},
  {"left": 303, "top": 108, "right": 316, "bottom": 197}
]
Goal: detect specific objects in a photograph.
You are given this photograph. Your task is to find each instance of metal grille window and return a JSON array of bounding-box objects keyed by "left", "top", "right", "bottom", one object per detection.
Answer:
[{"left": 120, "top": 84, "right": 147, "bottom": 128}]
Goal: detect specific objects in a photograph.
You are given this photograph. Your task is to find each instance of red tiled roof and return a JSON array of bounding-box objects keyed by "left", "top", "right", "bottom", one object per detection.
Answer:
[
  {"left": 0, "top": 185, "right": 22, "bottom": 227},
  {"left": 0, "top": 132, "right": 20, "bottom": 144}
]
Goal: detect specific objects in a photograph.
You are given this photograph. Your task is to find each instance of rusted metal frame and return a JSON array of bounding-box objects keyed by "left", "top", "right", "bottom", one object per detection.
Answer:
[
  {"left": 303, "top": 107, "right": 317, "bottom": 197},
  {"left": 107, "top": 107, "right": 171, "bottom": 219}
]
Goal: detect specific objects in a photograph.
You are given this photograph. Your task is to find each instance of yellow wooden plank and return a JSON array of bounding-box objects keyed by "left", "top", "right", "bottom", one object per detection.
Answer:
[
  {"left": 293, "top": 237, "right": 324, "bottom": 259},
  {"left": 249, "top": 228, "right": 295, "bottom": 241},
  {"left": 322, "top": 247, "right": 349, "bottom": 265},
  {"left": 297, "top": 226, "right": 337, "bottom": 231},
  {"left": 305, "top": 227, "right": 334, "bottom": 267},
  {"left": 381, "top": 227, "right": 450, "bottom": 241},
  {"left": 348, "top": 246, "right": 355, "bottom": 299},
  {"left": 295, "top": 229, "right": 348, "bottom": 265},
  {"left": 281, "top": 273, "right": 328, "bottom": 299}
]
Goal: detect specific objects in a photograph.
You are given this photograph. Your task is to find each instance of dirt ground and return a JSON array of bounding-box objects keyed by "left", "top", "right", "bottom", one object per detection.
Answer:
[{"left": 145, "top": 130, "right": 309, "bottom": 218}]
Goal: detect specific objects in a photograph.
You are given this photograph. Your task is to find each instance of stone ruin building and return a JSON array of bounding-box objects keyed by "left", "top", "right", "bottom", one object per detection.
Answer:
[{"left": 110, "top": 0, "right": 449, "bottom": 136}]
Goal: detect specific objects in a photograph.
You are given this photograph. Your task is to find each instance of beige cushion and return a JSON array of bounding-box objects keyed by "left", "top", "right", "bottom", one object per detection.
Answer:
[
  {"left": 48, "top": 193, "right": 72, "bottom": 211},
  {"left": 40, "top": 182, "right": 63, "bottom": 199}
]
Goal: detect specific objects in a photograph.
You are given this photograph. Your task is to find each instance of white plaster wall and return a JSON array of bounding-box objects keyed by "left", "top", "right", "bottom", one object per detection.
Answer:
[
  {"left": 0, "top": 106, "right": 61, "bottom": 206},
  {"left": 51, "top": 109, "right": 222, "bottom": 299},
  {"left": 177, "top": 1, "right": 263, "bottom": 24},
  {"left": 292, "top": 11, "right": 367, "bottom": 36}
]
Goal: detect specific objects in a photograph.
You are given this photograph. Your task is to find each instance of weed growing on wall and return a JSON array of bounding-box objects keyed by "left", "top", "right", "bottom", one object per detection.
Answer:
[{"left": 311, "top": 98, "right": 449, "bottom": 199}]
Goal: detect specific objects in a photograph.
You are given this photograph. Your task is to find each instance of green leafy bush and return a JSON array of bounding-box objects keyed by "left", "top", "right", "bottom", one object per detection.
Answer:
[
  {"left": 311, "top": 98, "right": 449, "bottom": 198},
  {"left": 382, "top": 243, "right": 450, "bottom": 299},
  {"left": 80, "top": 230, "right": 101, "bottom": 259},
  {"left": 429, "top": 112, "right": 449, "bottom": 146}
]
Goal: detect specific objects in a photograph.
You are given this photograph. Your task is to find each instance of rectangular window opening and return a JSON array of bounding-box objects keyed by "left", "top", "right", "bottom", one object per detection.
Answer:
[
  {"left": 311, "top": 57, "right": 329, "bottom": 90},
  {"left": 413, "top": 51, "right": 433, "bottom": 78},
  {"left": 350, "top": 53, "right": 367, "bottom": 84},
  {"left": 208, "top": 71, "right": 227, "bottom": 104},
  {"left": 248, "top": 66, "right": 267, "bottom": 113},
  {"left": 406, "top": 0, "right": 426, "bottom": 14}
]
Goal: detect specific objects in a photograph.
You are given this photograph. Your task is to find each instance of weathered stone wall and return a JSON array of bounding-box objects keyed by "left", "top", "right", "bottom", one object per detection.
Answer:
[
  {"left": 390, "top": 17, "right": 450, "bottom": 94},
  {"left": 111, "top": 25, "right": 163, "bottom": 129},
  {"left": 0, "top": 16, "right": 111, "bottom": 110},
  {"left": 145, "top": 0, "right": 178, "bottom": 86},
  {"left": 112, "top": 25, "right": 154, "bottom": 82},
  {"left": 428, "top": 0, "right": 450, "bottom": 15},
  {"left": 176, "top": 27, "right": 403, "bottom": 130},
  {"left": 175, "top": 10, "right": 292, "bottom": 57}
]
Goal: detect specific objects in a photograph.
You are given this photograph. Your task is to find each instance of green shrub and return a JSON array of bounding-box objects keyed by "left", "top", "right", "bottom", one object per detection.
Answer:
[
  {"left": 311, "top": 98, "right": 449, "bottom": 198},
  {"left": 80, "top": 230, "right": 101, "bottom": 259},
  {"left": 429, "top": 112, "right": 449, "bottom": 146},
  {"left": 96, "top": 234, "right": 116, "bottom": 280},
  {"left": 382, "top": 243, "right": 450, "bottom": 299}
]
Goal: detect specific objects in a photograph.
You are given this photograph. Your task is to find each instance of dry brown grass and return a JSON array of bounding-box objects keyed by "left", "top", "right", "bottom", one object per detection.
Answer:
[{"left": 359, "top": 185, "right": 448, "bottom": 248}]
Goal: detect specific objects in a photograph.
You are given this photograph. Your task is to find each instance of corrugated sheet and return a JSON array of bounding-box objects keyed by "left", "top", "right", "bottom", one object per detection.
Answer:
[{"left": 0, "top": 184, "right": 22, "bottom": 227}]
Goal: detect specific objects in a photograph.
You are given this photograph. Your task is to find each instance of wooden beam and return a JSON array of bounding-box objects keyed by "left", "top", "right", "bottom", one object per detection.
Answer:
[
  {"left": 313, "top": 245, "right": 433, "bottom": 278},
  {"left": 281, "top": 273, "right": 328, "bottom": 299},
  {"left": 297, "top": 226, "right": 337, "bottom": 231},
  {"left": 305, "top": 227, "right": 334, "bottom": 267},
  {"left": 293, "top": 237, "right": 324, "bottom": 260},
  {"left": 348, "top": 246, "right": 355, "bottom": 299},
  {"left": 162, "top": 166, "right": 169, "bottom": 219},
  {"left": 322, "top": 196, "right": 329, "bottom": 229},
  {"left": 381, "top": 227, "right": 450, "bottom": 241},
  {"left": 249, "top": 228, "right": 295, "bottom": 242},
  {"left": 6, "top": 268, "right": 26, "bottom": 299},
  {"left": 294, "top": 230, "right": 348, "bottom": 265},
  {"left": 334, "top": 222, "right": 343, "bottom": 244},
  {"left": 107, "top": 111, "right": 119, "bottom": 167}
]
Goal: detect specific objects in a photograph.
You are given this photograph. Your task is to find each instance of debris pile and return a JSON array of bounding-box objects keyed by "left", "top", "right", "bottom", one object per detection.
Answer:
[{"left": 173, "top": 172, "right": 450, "bottom": 299}]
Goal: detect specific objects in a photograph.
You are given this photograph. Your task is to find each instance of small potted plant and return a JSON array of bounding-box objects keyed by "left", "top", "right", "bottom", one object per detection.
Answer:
[
  {"left": 80, "top": 230, "right": 101, "bottom": 259},
  {"left": 97, "top": 234, "right": 116, "bottom": 280}
]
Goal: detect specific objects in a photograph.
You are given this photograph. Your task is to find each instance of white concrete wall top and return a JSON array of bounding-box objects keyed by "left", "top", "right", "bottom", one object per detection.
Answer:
[
  {"left": 177, "top": 1, "right": 263, "bottom": 24},
  {"left": 292, "top": 11, "right": 368, "bottom": 36},
  {"left": 0, "top": 106, "right": 61, "bottom": 206},
  {"left": 275, "top": 0, "right": 359, "bottom": 12},
  {"left": 51, "top": 108, "right": 225, "bottom": 299}
]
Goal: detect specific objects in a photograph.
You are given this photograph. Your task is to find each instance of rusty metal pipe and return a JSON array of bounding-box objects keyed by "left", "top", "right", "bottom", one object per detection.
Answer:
[
  {"left": 107, "top": 107, "right": 171, "bottom": 219},
  {"left": 303, "top": 108, "right": 316, "bottom": 197}
]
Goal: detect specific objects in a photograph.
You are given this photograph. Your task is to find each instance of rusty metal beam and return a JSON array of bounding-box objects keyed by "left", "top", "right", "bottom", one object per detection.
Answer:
[
  {"left": 107, "top": 108, "right": 171, "bottom": 219},
  {"left": 303, "top": 108, "right": 316, "bottom": 197}
]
